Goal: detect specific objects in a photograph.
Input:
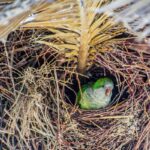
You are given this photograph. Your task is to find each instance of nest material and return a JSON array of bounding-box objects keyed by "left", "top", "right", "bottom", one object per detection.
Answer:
[
  {"left": 0, "top": 29, "right": 150, "bottom": 150},
  {"left": 73, "top": 40, "right": 150, "bottom": 149},
  {"left": 0, "top": 0, "right": 150, "bottom": 150}
]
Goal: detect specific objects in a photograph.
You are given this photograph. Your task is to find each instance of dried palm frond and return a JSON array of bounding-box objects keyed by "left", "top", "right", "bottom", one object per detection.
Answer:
[
  {"left": 22, "top": 0, "right": 126, "bottom": 73},
  {"left": 94, "top": 0, "right": 150, "bottom": 40},
  {"left": 0, "top": 0, "right": 13, "bottom": 5},
  {"left": 0, "top": 0, "right": 53, "bottom": 42}
]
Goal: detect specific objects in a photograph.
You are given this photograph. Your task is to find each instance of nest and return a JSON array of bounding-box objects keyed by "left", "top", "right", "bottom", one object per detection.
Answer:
[
  {"left": 0, "top": 1, "right": 150, "bottom": 150},
  {"left": 0, "top": 29, "right": 150, "bottom": 150}
]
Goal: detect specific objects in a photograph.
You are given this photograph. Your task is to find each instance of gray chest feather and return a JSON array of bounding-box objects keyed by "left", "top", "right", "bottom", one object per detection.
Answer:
[{"left": 82, "top": 87, "right": 112, "bottom": 108}]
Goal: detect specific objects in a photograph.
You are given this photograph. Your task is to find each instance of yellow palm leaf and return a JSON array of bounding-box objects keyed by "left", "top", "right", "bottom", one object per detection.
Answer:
[{"left": 22, "top": 0, "right": 126, "bottom": 73}]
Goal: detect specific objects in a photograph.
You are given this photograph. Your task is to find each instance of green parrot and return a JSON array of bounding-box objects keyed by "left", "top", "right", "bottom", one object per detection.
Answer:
[{"left": 77, "top": 77, "right": 114, "bottom": 110}]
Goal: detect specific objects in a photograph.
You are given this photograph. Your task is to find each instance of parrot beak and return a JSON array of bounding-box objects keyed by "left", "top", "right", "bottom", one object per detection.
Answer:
[{"left": 105, "top": 87, "right": 112, "bottom": 96}]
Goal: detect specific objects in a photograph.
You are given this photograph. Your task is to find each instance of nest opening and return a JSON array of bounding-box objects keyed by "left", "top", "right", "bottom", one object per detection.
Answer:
[{"left": 64, "top": 66, "right": 129, "bottom": 108}]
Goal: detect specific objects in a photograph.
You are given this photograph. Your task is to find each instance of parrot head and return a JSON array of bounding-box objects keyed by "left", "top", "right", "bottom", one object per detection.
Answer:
[
  {"left": 92, "top": 77, "right": 114, "bottom": 97},
  {"left": 77, "top": 77, "right": 114, "bottom": 110}
]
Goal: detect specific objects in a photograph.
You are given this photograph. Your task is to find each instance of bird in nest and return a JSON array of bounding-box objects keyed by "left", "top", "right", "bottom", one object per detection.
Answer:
[{"left": 77, "top": 77, "right": 114, "bottom": 110}]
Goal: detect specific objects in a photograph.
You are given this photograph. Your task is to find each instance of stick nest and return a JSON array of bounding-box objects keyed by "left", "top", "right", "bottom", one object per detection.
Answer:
[{"left": 0, "top": 28, "right": 150, "bottom": 150}]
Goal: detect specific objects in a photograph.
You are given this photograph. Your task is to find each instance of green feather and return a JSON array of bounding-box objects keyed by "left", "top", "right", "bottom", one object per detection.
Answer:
[
  {"left": 77, "top": 77, "right": 114, "bottom": 109},
  {"left": 77, "top": 82, "right": 93, "bottom": 104},
  {"left": 92, "top": 77, "right": 113, "bottom": 89}
]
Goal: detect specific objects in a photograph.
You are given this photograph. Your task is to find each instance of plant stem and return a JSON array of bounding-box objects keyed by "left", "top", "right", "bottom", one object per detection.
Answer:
[{"left": 77, "top": 0, "right": 90, "bottom": 74}]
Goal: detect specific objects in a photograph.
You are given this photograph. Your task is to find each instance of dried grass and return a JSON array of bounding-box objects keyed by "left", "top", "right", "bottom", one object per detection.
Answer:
[
  {"left": 0, "top": 1, "right": 150, "bottom": 150},
  {"left": 0, "top": 34, "right": 83, "bottom": 149}
]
